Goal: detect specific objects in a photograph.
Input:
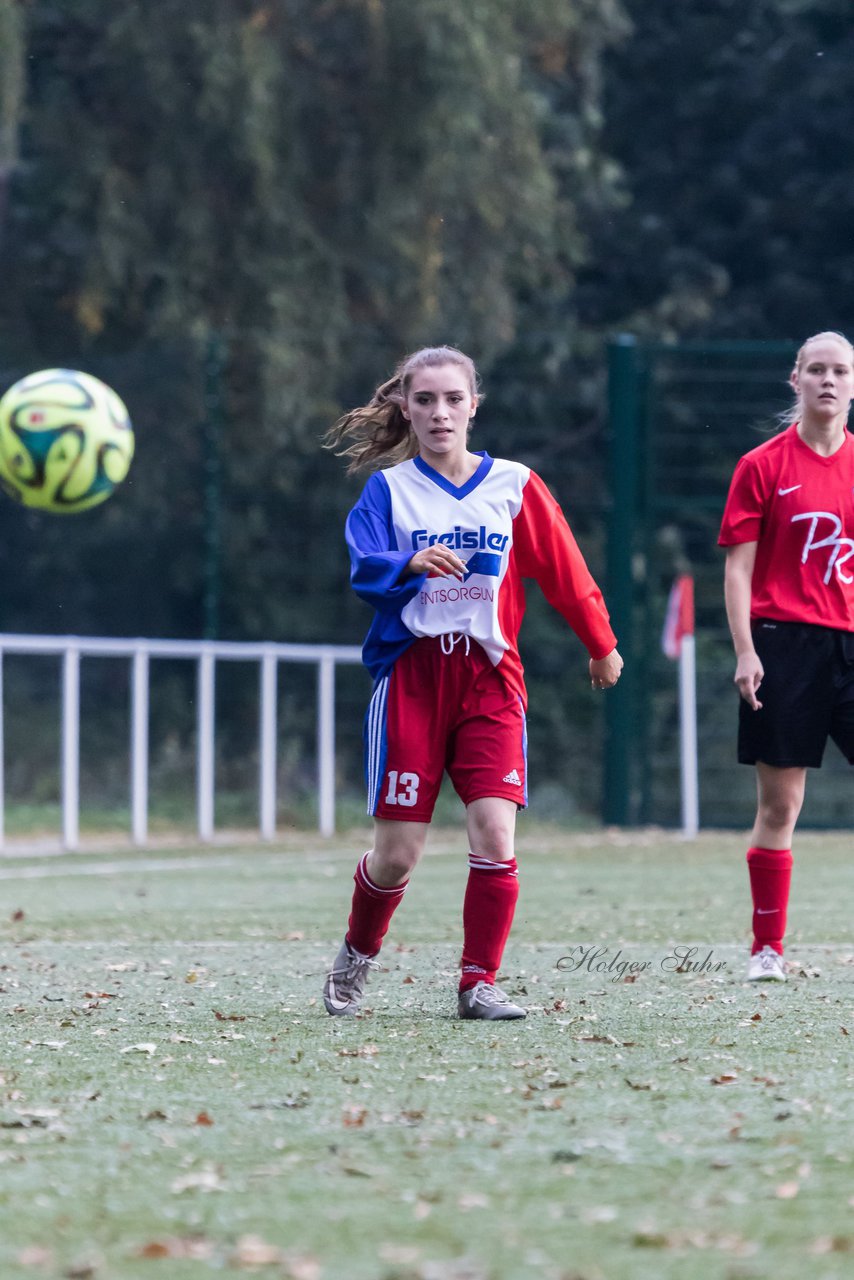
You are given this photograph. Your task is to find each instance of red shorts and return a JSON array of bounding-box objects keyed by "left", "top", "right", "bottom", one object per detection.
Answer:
[{"left": 364, "top": 636, "right": 528, "bottom": 822}]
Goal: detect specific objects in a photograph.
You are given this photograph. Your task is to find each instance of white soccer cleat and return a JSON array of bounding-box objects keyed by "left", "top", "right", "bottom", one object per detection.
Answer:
[{"left": 747, "top": 945, "right": 787, "bottom": 983}]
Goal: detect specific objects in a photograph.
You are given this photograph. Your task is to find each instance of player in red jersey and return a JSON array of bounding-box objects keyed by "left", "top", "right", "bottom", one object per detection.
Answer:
[
  {"left": 719, "top": 331, "right": 854, "bottom": 981},
  {"left": 322, "top": 346, "right": 623, "bottom": 1019}
]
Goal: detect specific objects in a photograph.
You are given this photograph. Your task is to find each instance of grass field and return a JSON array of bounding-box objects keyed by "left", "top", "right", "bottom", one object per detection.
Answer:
[{"left": 1, "top": 826, "right": 853, "bottom": 1279}]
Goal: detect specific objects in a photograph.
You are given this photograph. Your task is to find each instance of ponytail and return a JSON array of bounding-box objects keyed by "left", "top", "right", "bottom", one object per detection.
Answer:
[
  {"left": 324, "top": 346, "right": 481, "bottom": 474},
  {"left": 323, "top": 371, "right": 416, "bottom": 474}
]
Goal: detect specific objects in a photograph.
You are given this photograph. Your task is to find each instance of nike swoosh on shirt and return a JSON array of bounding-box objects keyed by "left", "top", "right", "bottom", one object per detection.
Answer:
[{"left": 778, "top": 485, "right": 802, "bottom": 495}]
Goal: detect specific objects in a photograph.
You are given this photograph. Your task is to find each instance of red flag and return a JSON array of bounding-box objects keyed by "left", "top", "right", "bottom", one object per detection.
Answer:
[{"left": 662, "top": 575, "right": 694, "bottom": 660}]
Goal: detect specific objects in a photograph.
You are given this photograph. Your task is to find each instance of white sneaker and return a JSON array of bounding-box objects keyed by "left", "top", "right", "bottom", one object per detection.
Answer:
[{"left": 747, "top": 945, "right": 786, "bottom": 982}]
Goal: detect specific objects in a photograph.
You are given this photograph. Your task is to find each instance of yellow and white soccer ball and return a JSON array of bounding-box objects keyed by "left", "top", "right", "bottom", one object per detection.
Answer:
[{"left": 0, "top": 368, "right": 134, "bottom": 513}]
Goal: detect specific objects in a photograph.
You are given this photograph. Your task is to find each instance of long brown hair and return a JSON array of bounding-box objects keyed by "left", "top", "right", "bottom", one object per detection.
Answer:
[{"left": 324, "top": 346, "right": 481, "bottom": 474}]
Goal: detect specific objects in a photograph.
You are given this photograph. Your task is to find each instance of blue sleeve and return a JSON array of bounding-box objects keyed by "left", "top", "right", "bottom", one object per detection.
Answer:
[{"left": 345, "top": 472, "right": 426, "bottom": 615}]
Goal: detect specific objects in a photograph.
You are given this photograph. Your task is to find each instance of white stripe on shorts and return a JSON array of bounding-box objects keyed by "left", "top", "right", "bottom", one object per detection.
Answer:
[{"left": 366, "top": 675, "right": 389, "bottom": 815}]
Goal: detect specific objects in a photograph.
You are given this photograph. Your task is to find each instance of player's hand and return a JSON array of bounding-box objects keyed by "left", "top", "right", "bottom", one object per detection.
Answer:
[
  {"left": 734, "top": 651, "right": 764, "bottom": 710},
  {"left": 407, "top": 546, "right": 467, "bottom": 580},
  {"left": 589, "top": 648, "right": 623, "bottom": 690}
]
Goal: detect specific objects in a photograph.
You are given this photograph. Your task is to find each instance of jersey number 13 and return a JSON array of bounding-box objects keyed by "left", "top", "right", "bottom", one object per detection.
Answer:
[{"left": 385, "top": 770, "right": 420, "bottom": 807}]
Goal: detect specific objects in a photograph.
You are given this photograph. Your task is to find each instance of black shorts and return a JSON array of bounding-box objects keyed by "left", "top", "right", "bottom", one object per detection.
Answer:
[{"left": 738, "top": 619, "right": 854, "bottom": 768}]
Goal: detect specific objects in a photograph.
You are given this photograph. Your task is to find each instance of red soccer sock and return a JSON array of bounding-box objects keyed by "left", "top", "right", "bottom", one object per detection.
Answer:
[
  {"left": 746, "top": 846, "right": 793, "bottom": 956},
  {"left": 459, "top": 854, "right": 519, "bottom": 993},
  {"left": 345, "top": 852, "right": 408, "bottom": 958}
]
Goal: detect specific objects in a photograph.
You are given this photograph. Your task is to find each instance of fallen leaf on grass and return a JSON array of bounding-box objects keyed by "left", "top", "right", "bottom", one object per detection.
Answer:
[
  {"left": 710, "top": 1073, "right": 738, "bottom": 1085},
  {"left": 810, "top": 1236, "right": 854, "bottom": 1254},
  {"left": 633, "top": 1227, "right": 757, "bottom": 1254},
  {"left": 214, "top": 1011, "right": 246, "bottom": 1022},
  {"left": 230, "top": 1235, "right": 282, "bottom": 1267},
  {"left": 16, "top": 1246, "right": 54, "bottom": 1266},
  {"left": 11, "top": 909, "right": 25, "bottom": 922},
  {"left": 342, "top": 1104, "right": 368, "bottom": 1128},
  {"left": 282, "top": 1255, "right": 322, "bottom": 1280},
  {"left": 84, "top": 992, "right": 117, "bottom": 1000},
  {"left": 248, "top": 1093, "right": 310, "bottom": 1111},
  {"left": 458, "top": 1192, "right": 490, "bottom": 1211},
  {"left": 581, "top": 1205, "right": 618, "bottom": 1224},
  {"left": 120, "top": 1043, "right": 157, "bottom": 1055},
  {"left": 229, "top": 1238, "right": 322, "bottom": 1277},
  {"left": 337, "top": 1044, "right": 379, "bottom": 1058},
  {"left": 379, "top": 1244, "right": 421, "bottom": 1264},
  {"left": 624, "top": 1079, "right": 654, "bottom": 1091},
  {"left": 398, "top": 1109, "right": 424, "bottom": 1125},
  {"left": 171, "top": 1168, "right": 224, "bottom": 1194},
  {"left": 136, "top": 1237, "right": 215, "bottom": 1260},
  {"left": 194, "top": 1111, "right": 214, "bottom": 1126},
  {"left": 2, "top": 1108, "right": 62, "bottom": 1134}
]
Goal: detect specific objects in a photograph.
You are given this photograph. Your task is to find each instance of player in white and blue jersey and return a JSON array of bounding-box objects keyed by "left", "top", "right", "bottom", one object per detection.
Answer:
[{"left": 322, "top": 346, "right": 623, "bottom": 1019}]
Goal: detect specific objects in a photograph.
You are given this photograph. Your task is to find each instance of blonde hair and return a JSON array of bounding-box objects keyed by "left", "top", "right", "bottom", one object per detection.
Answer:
[
  {"left": 324, "top": 346, "right": 481, "bottom": 474},
  {"left": 781, "top": 330, "right": 854, "bottom": 427}
]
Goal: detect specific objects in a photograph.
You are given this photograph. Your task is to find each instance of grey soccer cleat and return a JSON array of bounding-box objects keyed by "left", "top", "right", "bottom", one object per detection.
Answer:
[
  {"left": 323, "top": 939, "right": 381, "bottom": 1015},
  {"left": 458, "top": 980, "right": 527, "bottom": 1020}
]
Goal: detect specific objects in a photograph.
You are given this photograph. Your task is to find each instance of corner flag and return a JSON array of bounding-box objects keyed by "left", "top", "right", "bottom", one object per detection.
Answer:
[{"left": 661, "top": 574, "right": 695, "bottom": 660}]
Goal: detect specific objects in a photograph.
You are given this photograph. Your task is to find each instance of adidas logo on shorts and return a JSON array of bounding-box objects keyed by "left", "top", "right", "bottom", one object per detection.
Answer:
[{"left": 502, "top": 769, "right": 522, "bottom": 786}]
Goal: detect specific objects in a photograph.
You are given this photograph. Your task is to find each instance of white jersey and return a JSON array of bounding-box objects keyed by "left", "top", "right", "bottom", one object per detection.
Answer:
[{"left": 345, "top": 451, "right": 616, "bottom": 705}]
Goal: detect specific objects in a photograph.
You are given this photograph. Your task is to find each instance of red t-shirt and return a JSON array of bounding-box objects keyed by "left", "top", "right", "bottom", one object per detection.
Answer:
[{"left": 718, "top": 425, "right": 854, "bottom": 631}]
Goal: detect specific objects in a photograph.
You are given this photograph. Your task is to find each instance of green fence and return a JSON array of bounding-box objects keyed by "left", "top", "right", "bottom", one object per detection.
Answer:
[{"left": 604, "top": 336, "right": 854, "bottom": 830}]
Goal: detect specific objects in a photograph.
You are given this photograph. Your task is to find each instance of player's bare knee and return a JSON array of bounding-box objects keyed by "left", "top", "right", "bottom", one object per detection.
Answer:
[
  {"left": 368, "top": 840, "right": 423, "bottom": 886},
  {"left": 467, "top": 819, "right": 514, "bottom": 860},
  {"left": 758, "top": 794, "right": 802, "bottom": 834}
]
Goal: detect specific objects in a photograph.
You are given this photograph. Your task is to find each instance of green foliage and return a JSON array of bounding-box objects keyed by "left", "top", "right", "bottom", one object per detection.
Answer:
[{"left": 594, "top": 0, "right": 854, "bottom": 339}]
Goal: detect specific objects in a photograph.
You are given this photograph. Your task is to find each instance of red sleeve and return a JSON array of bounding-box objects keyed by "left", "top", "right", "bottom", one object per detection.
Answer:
[
  {"left": 718, "top": 455, "right": 767, "bottom": 546},
  {"left": 513, "top": 471, "right": 617, "bottom": 660}
]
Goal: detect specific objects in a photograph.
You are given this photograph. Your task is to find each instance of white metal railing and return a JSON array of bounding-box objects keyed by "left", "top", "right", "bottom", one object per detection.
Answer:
[{"left": 0, "top": 633, "right": 364, "bottom": 851}]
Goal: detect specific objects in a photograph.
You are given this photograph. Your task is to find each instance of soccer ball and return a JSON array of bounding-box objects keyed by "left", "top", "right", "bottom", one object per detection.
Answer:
[{"left": 0, "top": 368, "right": 135, "bottom": 513}]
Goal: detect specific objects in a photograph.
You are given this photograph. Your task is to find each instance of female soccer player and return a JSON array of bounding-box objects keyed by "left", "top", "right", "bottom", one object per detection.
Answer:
[
  {"left": 322, "top": 345, "right": 623, "bottom": 1019},
  {"left": 719, "top": 331, "right": 854, "bottom": 981}
]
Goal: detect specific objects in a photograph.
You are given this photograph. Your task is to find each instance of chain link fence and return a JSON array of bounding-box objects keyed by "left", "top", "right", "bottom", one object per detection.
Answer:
[{"left": 606, "top": 337, "right": 853, "bottom": 830}]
